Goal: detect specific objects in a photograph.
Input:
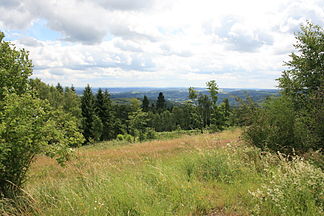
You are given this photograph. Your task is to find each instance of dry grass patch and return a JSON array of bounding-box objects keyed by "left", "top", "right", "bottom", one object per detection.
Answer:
[{"left": 29, "top": 128, "right": 242, "bottom": 182}]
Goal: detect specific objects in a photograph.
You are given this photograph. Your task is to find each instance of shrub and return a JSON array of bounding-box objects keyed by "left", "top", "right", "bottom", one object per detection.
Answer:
[
  {"left": 243, "top": 96, "right": 319, "bottom": 155},
  {"left": 124, "top": 134, "right": 134, "bottom": 143},
  {"left": 145, "top": 128, "right": 156, "bottom": 140},
  {"left": 0, "top": 93, "right": 84, "bottom": 199},
  {"left": 116, "top": 134, "right": 124, "bottom": 141},
  {"left": 243, "top": 97, "right": 290, "bottom": 151}
]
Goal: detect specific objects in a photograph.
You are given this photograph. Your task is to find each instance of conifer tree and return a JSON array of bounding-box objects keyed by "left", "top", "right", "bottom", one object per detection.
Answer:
[
  {"left": 81, "top": 85, "right": 97, "bottom": 143},
  {"left": 142, "top": 95, "right": 150, "bottom": 112},
  {"left": 156, "top": 92, "right": 166, "bottom": 112},
  {"left": 222, "top": 98, "right": 230, "bottom": 118},
  {"left": 56, "top": 83, "right": 63, "bottom": 93},
  {"left": 95, "top": 89, "right": 114, "bottom": 140},
  {"left": 71, "top": 85, "right": 76, "bottom": 92}
]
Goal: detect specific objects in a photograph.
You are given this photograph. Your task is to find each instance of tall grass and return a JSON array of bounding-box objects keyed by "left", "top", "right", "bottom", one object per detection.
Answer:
[
  {"left": 1, "top": 128, "right": 323, "bottom": 215},
  {"left": 250, "top": 155, "right": 324, "bottom": 216}
]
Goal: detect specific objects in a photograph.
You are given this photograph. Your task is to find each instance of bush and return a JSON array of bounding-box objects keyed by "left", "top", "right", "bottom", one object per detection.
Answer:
[
  {"left": 145, "top": 128, "right": 156, "bottom": 140},
  {"left": 0, "top": 93, "right": 84, "bottom": 199},
  {"left": 124, "top": 134, "right": 134, "bottom": 143},
  {"left": 243, "top": 96, "right": 319, "bottom": 155},
  {"left": 116, "top": 134, "right": 124, "bottom": 141}
]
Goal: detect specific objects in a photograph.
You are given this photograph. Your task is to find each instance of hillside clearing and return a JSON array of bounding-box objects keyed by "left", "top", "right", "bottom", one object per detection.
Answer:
[{"left": 2, "top": 128, "right": 322, "bottom": 216}]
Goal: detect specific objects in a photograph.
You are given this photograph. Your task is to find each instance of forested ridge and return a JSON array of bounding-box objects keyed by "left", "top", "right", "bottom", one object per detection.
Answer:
[{"left": 0, "top": 22, "right": 323, "bottom": 215}]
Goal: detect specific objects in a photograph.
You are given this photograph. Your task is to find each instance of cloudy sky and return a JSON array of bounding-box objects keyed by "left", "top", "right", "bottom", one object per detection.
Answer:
[{"left": 1, "top": 0, "right": 323, "bottom": 88}]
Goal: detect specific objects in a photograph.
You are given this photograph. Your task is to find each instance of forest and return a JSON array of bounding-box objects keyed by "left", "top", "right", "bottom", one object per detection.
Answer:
[{"left": 0, "top": 22, "right": 323, "bottom": 215}]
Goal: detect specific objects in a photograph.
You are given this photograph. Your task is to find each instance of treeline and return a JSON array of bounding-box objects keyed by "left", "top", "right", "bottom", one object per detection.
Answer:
[{"left": 30, "top": 79, "right": 245, "bottom": 144}]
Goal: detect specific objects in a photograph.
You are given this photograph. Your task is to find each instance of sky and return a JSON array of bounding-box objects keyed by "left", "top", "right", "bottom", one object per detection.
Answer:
[{"left": 1, "top": 0, "right": 323, "bottom": 88}]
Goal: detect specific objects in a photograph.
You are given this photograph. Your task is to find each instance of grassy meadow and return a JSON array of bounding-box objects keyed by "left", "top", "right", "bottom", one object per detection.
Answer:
[{"left": 1, "top": 128, "right": 323, "bottom": 216}]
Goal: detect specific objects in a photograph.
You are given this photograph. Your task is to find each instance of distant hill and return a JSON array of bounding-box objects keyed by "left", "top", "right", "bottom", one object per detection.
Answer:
[{"left": 74, "top": 87, "right": 280, "bottom": 105}]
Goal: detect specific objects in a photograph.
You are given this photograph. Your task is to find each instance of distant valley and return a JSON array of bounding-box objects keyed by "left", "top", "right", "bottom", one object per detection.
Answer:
[{"left": 74, "top": 87, "right": 280, "bottom": 105}]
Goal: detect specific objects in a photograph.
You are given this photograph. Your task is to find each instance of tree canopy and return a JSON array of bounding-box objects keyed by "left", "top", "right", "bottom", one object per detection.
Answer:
[{"left": 0, "top": 33, "right": 84, "bottom": 198}]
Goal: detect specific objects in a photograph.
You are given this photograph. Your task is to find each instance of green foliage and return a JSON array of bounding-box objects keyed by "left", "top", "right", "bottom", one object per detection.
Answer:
[
  {"left": 222, "top": 98, "right": 230, "bottom": 118},
  {"left": 56, "top": 83, "right": 63, "bottom": 93},
  {"left": 156, "top": 92, "right": 166, "bottom": 112},
  {"left": 206, "top": 80, "right": 219, "bottom": 105},
  {"left": 95, "top": 89, "right": 114, "bottom": 140},
  {"left": 172, "top": 103, "right": 200, "bottom": 130},
  {"left": 278, "top": 21, "right": 324, "bottom": 107},
  {"left": 116, "top": 134, "right": 124, "bottom": 141},
  {"left": 128, "top": 108, "right": 157, "bottom": 141},
  {"left": 230, "top": 96, "right": 259, "bottom": 126},
  {"left": 115, "top": 134, "right": 135, "bottom": 143},
  {"left": 62, "top": 86, "right": 82, "bottom": 124},
  {"left": 0, "top": 32, "right": 32, "bottom": 100},
  {"left": 0, "top": 93, "right": 84, "bottom": 198},
  {"left": 198, "top": 94, "right": 212, "bottom": 127},
  {"left": 81, "top": 85, "right": 99, "bottom": 143},
  {"left": 188, "top": 81, "right": 228, "bottom": 131},
  {"left": 92, "top": 115, "right": 103, "bottom": 142},
  {"left": 151, "top": 110, "right": 177, "bottom": 132},
  {"left": 145, "top": 127, "right": 156, "bottom": 140},
  {"left": 278, "top": 21, "right": 324, "bottom": 151},
  {"left": 278, "top": 23, "right": 324, "bottom": 149},
  {"left": 29, "top": 79, "right": 82, "bottom": 123},
  {"left": 29, "top": 79, "right": 63, "bottom": 109},
  {"left": 0, "top": 33, "right": 84, "bottom": 199},
  {"left": 244, "top": 96, "right": 322, "bottom": 154},
  {"left": 245, "top": 22, "right": 324, "bottom": 154},
  {"left": 141, "top": 95, "right": 150, "bottom": 112},
  {"left": 244, "top": 95, "right": 322, "bottom": 154},
  {"left": 124, "top": 134, "right": 135, "bottom": 143},
  {"left": 188, "top": 87, "right": 198, "bottom": 100},
  {"left": 243, "top": 96, "right": 298, "bottom": 154},
  {"left": 129, "top": 109, "right": 148, "bottom": 136},
  {"left": 112, "top": 104, "right": 131, "bottom": 136}
]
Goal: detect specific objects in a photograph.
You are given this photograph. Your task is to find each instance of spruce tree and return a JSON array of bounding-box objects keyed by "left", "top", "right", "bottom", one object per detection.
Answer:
[
  {"left": 142, "top": 95, "right": 149, "bottom": 112},
  {"left": 56, "top": 83, "right": 63, "bottom": 93},
  {"left": 81, "top": 85, "right": 97, "bottom": 143},
  {"left": 156, "top": 92, "right": 166, "bottom": 112},
  {"left": 71, "top": 85, "right": 76, "bottom": 92},
  {"left": 223, "top": 98, "right": 230, "bottom": 117},
  {"left": 95, "top": 89, "right": 114, "bottom": 140}
]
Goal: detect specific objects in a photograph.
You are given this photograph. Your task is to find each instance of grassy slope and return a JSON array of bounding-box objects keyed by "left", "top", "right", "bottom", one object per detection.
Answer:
[
  {"left": 25, "top": 128, "right": 251, "bottom": 215},
  {"left": 12, "top": 128, "right": 323, "bottom": 216}
]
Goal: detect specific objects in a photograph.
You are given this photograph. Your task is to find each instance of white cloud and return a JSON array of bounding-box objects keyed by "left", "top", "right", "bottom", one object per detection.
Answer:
[
  {"left": 95, "top": 0, "right": 155, "bottom": 11},
  {"left": 1, "top": 0, "right": 324, "bottom": 88}
]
